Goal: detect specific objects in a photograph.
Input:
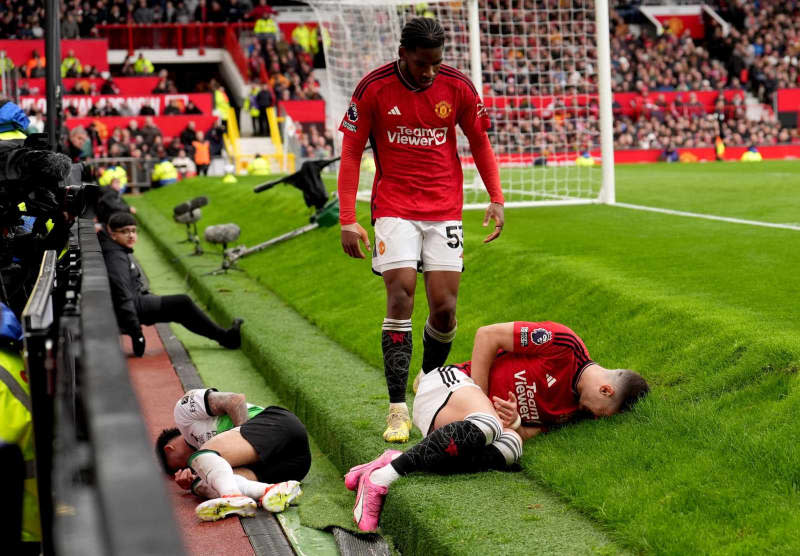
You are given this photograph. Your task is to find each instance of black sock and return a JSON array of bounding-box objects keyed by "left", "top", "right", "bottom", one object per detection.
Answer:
[
  {"left": 421, "top": 320, "right": 456, "bottom": 373},
  {"left": 382, "top": 319, "right": 412, "bottom": 403},
  {"left": 390, "top": 420, "right": 487, "bottom": 475}
]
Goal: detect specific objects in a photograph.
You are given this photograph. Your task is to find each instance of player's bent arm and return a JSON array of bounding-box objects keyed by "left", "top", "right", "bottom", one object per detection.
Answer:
[
  {"left": 207, "top": 391, "right": 249, "bottom": 427},
  {"left": 470, "top": 322, "right": 515, "bottom": 394}
]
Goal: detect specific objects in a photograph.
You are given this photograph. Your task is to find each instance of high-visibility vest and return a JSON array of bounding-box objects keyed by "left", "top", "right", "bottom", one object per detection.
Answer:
[
  {"left": 247, "top": 156, "right": 270, "bottom": 175},
  {"left": 214, "top": 89, "right": 230, "bottom": 121},
  {"left": 60, "top": 56, "right": 82, "bottom": 77},
  {"left": 0, "top": 56, "right": 14, "bottom": 72},
  {"left": 311, "top": 26, "right": 331, "bottom": 54},
  {"left": 98, "top": 165, "right": 128, "bottom": 187},
  {"left": 244, "top": 89, "right": 259, "bottom": 117},
  {"left": 192, "top": 141, "right": 210, "bottom": 165},
  {"left": 133, "top": 57, "right": 154, "bottom": 75},
  {"left": 292, "top": 24, "right": 312, "bottom": 52},
  {"left": 0, "top": 350, "right": 41, "bottom": 542},
  {"left": 0, "top": 130, "right": 26, "bottom": 140},
  {"left": 254, "top": 17, "right": 277, "bottom": 35},
  {"left": 152, "top": 160, "right": 178, "bottom": 185}
]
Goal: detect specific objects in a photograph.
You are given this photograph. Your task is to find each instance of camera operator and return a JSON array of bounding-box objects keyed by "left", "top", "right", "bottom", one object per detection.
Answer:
[{"left": 99, "top": 212, "right": 244, "bottom": 356}]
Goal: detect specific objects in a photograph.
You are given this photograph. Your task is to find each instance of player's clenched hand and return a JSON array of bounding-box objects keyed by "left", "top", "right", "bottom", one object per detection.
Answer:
[
  {"left": 174, "top": 468, "right": 196, "bottom": 490},
  {"left": 492, "top": 391, "right": 519, "bottom": 428},
  {"left": 482, "top": 202, "right": 504, "bottom": 243},
  {"left": 340, "top": 223, "right": 372, "bottom": 259}
]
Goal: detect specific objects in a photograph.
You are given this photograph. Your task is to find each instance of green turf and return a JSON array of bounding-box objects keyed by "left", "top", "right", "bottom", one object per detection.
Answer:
[{"left": 129, "top": 161, "right": 800, "bottom": 554}]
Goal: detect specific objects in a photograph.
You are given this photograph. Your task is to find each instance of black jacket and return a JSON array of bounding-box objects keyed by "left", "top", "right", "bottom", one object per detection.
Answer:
[
  {"left": 99, "top": 230, "right": 149, "bottom": 336},
  {"left": 94, "top": 187, "right": 132, "bottom": 225}
]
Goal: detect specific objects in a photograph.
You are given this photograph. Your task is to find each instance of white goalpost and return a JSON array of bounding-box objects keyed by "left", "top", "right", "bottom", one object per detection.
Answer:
[{"left": 307, "top": 0, "right": 615, "bottom": 208}]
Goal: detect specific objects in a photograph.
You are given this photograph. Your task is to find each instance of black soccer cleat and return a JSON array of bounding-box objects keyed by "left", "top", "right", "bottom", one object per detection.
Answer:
[{"left": 221, "top": 318, "right": 244, "bottom": 349}]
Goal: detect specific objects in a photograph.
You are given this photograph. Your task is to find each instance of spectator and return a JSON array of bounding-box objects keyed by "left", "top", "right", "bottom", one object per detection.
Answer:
[
  {"left": 61, "top": 11, "right": 80, "bottom": 39},
  {"left": 184, "top": 100, "right": 203, "bottom": 115},
  {"left": 140, "top": 117, "right": 162, "bottom": 147},
  {"left": 166, "top": 137, "right": 183, "bottom": 157},
  {"left": 67, "top": 126, "right": 90, "bottom": 162},
  {"left": 174, "top": 1, "right": 192, "bottom": 23},
  {"left": 24, "top": 50, "right": 45, "bottom": 78},
  {"left": 192, "top": 131, "right": 211, "bottom": 176},
  {"left": 152, "top": 77, "right": 170, "bottom": 94},
  {"left": 134, "top": 53, "right": 155, "bottom": 75},
  {"left": 254, "top": 13, "right": 278, "bottom": 42},
  {"left": 172, "top": 148, "right": 196, "bottom": 179},
  {"left": 139, "top": 104, "right": 157, "bottom": 116},
  {"left": 100, "top": 73, "right": 120, "bottom": 95},
  {"left": 226, "top": 0, "right": 245, "bottom": 22},
  {"left": 163, "top": 99, "right": 183, "bottom": 116},
  {"left": 133, "top": 0, "right": 155, "bottom": 24},
  {"left": 95, "top": 176, "right": 135, "bottom": 225},
  {"left": 180, "top": 121, "right": 197, "bottom": 148},
  {"left": 208, "top": 121, "right": 225, "bottom": 157},
  {"left": 27, "top": 110, "right": 44, "bottom": 134},
  {"left": 61, "top": 50, "right": 82, "bottom": 78}
]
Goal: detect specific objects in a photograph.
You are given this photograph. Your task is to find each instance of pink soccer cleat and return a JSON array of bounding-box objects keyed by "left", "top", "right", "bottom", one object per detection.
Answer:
[
  {"left": 352, "top": 466, "right": 389, "bottom": 532},
  {"left": 344, "top": 450, "right": 402, "bottom": 491}
]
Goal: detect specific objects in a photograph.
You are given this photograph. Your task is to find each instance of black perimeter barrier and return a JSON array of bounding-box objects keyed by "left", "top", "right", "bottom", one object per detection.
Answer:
[{"left": 22, "top": 218, "right": 184, "bottom": 556}]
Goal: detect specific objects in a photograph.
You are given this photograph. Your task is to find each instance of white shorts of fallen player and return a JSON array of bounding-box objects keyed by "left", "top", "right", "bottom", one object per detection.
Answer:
[
  {"left": 413, "top": 366, "right": 481, "bottom": 437},
  {"left": 372, "top": 217, "right": 464, "bottom": 275}
]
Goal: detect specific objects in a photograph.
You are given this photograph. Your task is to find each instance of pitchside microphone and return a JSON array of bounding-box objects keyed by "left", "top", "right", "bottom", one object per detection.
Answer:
[
  {"left": 190, "top": 196, "right": 209, "bottom": 209},
  {"left": 204, "top": 223, "right": 241, "bottom": 246},
  {"left": 175, "top": 208, "right": 202, "bottom": 224},
  {"left": 173, "top": 201, "right": 192, "bottom": 216}
]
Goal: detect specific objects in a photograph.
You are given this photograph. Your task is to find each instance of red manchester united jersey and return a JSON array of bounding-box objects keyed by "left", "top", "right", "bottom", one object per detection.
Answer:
[
  {"left": 458, "top": 322, "right": 594, "bottom": 427},
  {"left": 339, "top": 61, "right": 489, "bottom": 221}
]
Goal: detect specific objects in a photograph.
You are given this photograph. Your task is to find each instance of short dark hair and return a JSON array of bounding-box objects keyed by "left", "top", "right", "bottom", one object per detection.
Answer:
[
  {"left": 400, "top": 17, "right": 445, "bottom": 50},
  {"left": 155, "top": 427, "right": 182, "bottom": 474},
  {"left": 615, "top": 370, "right": 650, "bottom": 412},
  {"left": 108, "top": 211, "right": 137, "bottom": 231}
]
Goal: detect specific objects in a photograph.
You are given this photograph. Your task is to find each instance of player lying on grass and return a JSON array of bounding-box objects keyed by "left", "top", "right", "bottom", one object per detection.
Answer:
[
  {"left": 345, "top": 321, "right": 650, "bottom": 531},
  {"left": 155, "top": 388, "right": 311, "bottom": 521}
]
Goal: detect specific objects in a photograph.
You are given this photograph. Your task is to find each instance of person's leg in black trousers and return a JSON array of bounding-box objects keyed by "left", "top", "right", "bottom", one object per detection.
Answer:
[{"left": 138, "top": 294, "right": 242, "bottom": 348}]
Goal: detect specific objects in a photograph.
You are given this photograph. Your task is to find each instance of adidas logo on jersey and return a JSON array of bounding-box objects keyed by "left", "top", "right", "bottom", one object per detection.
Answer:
[
  {"left": 546, "top": 374, "right": 556, "bottom": 388},
  {"left": 387, "top": 106, "right": 402, "bottom": 115}
]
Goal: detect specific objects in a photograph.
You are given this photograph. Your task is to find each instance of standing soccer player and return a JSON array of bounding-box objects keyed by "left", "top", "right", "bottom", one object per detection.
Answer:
[{"left": 337, "top": 18, "right": 505, "bottom": 443}]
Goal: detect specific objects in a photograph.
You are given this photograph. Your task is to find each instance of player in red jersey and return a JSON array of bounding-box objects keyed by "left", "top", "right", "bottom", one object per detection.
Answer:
[
  {"left": 345, "top": 321, "right": 649, "bottom": 531},
  {"left": 337, "top": 18, "right": 506, "bottom": 443}
]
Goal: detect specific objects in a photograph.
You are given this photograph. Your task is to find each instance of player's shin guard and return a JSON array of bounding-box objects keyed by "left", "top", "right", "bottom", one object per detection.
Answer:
[
  {"left": 382, "top": 318, "right": 412, "bottom": 403},
  {"left": 389, "top": 413, "right": 501, "bottom": 475},
  {"left": 188, "top": 450, "right": 240, "bottom": 498},
  {"left": 421, "top": 319, "right": 456, "bottom": 373}
]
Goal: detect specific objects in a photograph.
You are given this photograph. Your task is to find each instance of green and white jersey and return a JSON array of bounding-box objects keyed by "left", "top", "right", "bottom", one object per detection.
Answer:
[{"left": 174, "top": 388, "right": 263, "bottom": 448}]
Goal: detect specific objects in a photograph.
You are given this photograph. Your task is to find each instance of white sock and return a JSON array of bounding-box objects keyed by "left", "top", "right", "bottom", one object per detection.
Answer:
[
  {"left": 189, "top": 450, "right": 241, "bottom": 498},
  {"left": 233, "top": 474, "right": 271, "bottom": 500},
  {"left": 389, "top": 402, "right": 409, "bottom": 415},
  {"left": 369, "top": 460, "right": 401, "bottom": 487}
]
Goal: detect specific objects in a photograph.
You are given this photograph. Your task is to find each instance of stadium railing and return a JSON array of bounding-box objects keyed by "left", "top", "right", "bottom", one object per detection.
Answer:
[{"left": 23, "top": 220, "right": 184, "bottom": 555}]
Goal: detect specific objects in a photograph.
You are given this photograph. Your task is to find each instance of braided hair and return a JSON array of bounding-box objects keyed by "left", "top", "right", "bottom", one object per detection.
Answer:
[{"left": 400, "top": 17, "right": 445, "bottom": 50}]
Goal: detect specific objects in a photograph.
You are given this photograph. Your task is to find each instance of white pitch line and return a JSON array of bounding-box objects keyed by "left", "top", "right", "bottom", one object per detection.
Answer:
[{"left": 614, "top": 202, "right": 800, "bottom": 231}]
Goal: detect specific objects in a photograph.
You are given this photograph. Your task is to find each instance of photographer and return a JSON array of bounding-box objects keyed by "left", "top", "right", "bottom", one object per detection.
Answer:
[{"left": 99, "top": 212, "right": 243, "bottom": 356}]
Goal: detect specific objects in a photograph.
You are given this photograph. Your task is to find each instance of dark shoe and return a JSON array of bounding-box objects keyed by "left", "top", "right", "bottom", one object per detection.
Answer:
[{"left": 220, "top": 318, "right": 243, "bottom": 349}]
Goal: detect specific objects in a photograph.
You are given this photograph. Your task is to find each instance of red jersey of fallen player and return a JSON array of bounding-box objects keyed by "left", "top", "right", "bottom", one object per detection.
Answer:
[
  {"left": 338, "top": 61, "right": 503, "bottom": 223},
  {"left": 458, "top": 321, "right": 594, "bottom": 427}
]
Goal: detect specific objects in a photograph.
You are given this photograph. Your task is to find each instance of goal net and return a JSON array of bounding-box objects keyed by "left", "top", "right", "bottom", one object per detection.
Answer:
[{"left": 307, "top": 0, "right": 614, "bottom": 208}]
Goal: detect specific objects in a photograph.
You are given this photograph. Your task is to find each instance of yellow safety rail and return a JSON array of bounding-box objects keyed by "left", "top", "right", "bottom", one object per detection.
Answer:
[{"left": 224, "top": 106, "right": 295, "bottom": 174}]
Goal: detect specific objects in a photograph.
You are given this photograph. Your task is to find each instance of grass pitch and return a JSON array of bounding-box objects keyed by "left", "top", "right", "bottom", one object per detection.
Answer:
[{"left": 131, "top": 160, "right": 800, "bottom": 554}]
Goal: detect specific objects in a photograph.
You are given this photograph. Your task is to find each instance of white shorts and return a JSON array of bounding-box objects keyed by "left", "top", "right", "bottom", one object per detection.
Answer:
[
  {"left": 412, "top": 366, "right": 481, "bottom": 437},
  {"left": 372, "top": 217, "right": 464, "bottom": 275}
]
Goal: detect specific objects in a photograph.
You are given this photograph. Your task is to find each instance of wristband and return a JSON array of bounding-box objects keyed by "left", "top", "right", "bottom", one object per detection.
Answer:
[{"left": 510, "top": 414, "right": 521, "bottom": 430}]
